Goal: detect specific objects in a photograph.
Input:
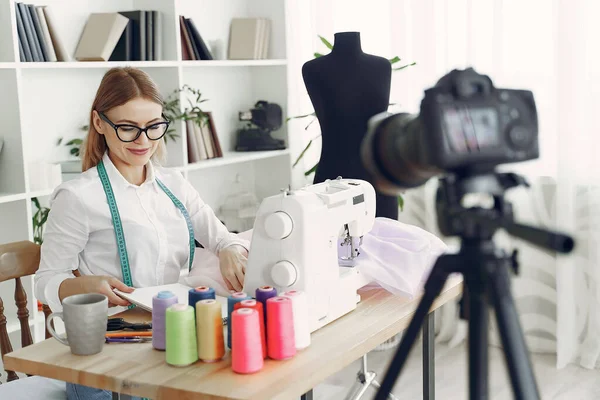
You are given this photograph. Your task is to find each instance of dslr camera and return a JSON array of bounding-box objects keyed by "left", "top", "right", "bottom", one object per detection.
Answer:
[{"left": 361, "top": 67, "right": 539, "bottom": 195}]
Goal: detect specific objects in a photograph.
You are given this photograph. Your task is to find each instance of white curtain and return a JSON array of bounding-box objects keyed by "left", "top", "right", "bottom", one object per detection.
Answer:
[{"left": 285, "top": 0, "right": 600, "bottom": 369}]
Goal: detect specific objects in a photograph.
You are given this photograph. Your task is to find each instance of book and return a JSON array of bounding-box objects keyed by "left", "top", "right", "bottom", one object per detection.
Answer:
[
  {"left": 186, "top": 18, "right": 213, "bottom": 60},
  {"left": 75, "top": 13, "right": 129, "bottom": 61},
  {"left": 113, "top": 283, "right": 229, "bottom": 324},
  {"left": 36, "top": 7, "right": 57, "bottom": 62},
  {"left": 28, "top": 4, "right": 48, "bottom": 61},
  {"left": 179, "top": 15, "right": 193, "bottom": 60},
  {"left": 17, "top": 2, "right": 42, "bottom": 62},
  {"left": 15, "top": 3, "right": 32, "bottom": 61},
  {"left": 228, "top": 18, "right": 270, "bottom": 60},
  {"left": 109, "top": 18, "right": 132, "bottom": 61},
  {"left": 41, "top": 6, "right": 70, "bottom": 61}
]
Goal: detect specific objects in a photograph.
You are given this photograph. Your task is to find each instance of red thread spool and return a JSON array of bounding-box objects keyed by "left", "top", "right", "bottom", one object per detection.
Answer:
[
  {"left": 234, "top": 299, "right": 266, "bottom": 359},
  {"left": 266, "top": 296, "right": 296, "bottom": 360},
  {"left": 231, "top": 308, "right": 264, "bottom": 374}
]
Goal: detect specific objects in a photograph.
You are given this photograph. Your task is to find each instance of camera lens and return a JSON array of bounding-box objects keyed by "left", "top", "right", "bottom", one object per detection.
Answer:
[{"left": 362, "top": 113, "right": 441, "bottom": 195}]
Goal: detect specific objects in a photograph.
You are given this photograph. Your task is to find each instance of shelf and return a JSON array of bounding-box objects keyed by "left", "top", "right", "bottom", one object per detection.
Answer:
[
  {"left": 0, "top": 188, "right": 56, "bottom": 204},
  {"left": 180, "top": 59, "right": 287, "bottom": 67},
  {"left": 0, "top": 192, "right": 25, "bottom": 204},
  {"left": 28, "top": 188, "right": 55, "bottom": 198},
  {"left": 176, "top": 149, "right": 290, "bottom": 172},
  {"left": 0, "top": 60, "right": 287, "bottom": 70}
]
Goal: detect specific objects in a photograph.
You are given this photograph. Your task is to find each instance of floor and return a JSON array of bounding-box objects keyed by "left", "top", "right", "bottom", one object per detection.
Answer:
[{"left": 314, "top": 341, "right": 600, "bottom": 400}]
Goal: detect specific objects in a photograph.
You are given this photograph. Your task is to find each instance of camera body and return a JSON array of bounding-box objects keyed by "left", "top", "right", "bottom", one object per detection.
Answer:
[
  {"left": 420, "top": 68, "right": 539, "bottom": 170},
  {"left": 361, "top": 67, "right": 539, "bottom": 194}
]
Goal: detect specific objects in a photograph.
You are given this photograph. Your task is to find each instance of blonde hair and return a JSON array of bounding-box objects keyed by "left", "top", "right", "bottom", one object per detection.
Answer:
[{"left": 82, "top": 67, "right": 167, "bottom": 171}]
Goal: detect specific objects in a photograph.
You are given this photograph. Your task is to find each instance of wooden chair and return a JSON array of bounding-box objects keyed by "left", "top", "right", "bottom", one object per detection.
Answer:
[{"left": 0, "top": 241, "right": 52, "bottom": 383}]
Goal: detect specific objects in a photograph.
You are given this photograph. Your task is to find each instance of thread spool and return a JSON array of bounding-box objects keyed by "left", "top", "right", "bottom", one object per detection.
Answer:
[
  {"left": 227, "top": 292, "right": 251, "bottom": 349},
  {"left": 152, "top": 291, "right": 178, "bottom": 351},
  {"left": 234, "top": 299, "right": 266, "bottom": 358},
  {"left": 165, "top": 304, "right": 198, "bottom": 367},
  {"left": 282, "top": 290, "right": 311, "bottom": 350},
  {"left": 256, "top": 286, "right": 277, "bottom": 327},
  {"left": 231, "top": 308, "right": 264, "bottom": 374},
  {"left": 188, "top": 286, "right": 215, "bottom": 310},
  {"left": 195, "top": 299, "right": 225, "bottom": 362},
  {"left": 266, "top": 296, "right": 296, "bottom": 360}
]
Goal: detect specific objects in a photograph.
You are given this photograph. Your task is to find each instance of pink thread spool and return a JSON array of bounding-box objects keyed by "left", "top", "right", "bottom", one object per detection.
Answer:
[
  {"left": 266, "top": 296, "right": 296, "bottom": 360},
  {"left": 152, "top": 290, "right": 178, "bottom": 350},
  {"left": 231, "top": 308, "right": 264, "bottom": 374}
]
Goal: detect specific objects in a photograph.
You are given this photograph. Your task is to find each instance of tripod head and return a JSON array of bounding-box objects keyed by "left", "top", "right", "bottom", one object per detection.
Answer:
[{"left": 435, "top": 170, "right": 574, "bottom": 255}]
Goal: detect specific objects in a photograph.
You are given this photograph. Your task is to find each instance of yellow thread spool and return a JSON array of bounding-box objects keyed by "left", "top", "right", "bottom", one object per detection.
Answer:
[
  {"left": 166, "top": 304, "right": 198, "bottom": 367},
  {"left": 196, "top": 299, "right": 225, "bottom": 362}
]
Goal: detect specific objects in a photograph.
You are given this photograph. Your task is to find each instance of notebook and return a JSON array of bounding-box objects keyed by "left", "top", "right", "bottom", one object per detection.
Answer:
[{"left": 114, "top": 283, "right": 229, "bottom": 324}]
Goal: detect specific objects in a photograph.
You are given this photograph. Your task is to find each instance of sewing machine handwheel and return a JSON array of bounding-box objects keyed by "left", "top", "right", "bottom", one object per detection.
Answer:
[
  {"left": 271, "top": 260, "right": 297, "bottom": 287},
  {"left": 264, "top": 211, "right": 293, "bottom": 240}
]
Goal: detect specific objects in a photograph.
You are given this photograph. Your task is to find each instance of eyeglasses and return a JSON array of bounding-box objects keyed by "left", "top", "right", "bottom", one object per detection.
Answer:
[{"left": 98, "top": 112, "right": 170, "bottom": 143}]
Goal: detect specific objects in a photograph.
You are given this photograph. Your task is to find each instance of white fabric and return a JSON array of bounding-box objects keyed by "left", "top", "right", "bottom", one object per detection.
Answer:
[
  {"left": 35, "top": 152, "right": 249, "bottom": 313},
  {"left": 0, "top": 376, "right": 66, "bottom": 399},
  {"left": 340, "top": 218, "right": 448, "bottom": 298}
]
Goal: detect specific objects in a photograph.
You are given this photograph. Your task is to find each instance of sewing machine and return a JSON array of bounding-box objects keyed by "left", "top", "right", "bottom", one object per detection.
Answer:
[{"left": 243, "top": 177, "right": 376, "bottom": 333}]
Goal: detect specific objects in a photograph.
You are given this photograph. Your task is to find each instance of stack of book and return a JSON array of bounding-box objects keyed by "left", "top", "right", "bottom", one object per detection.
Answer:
[
  {"left": 74, "top": 11, "right": 163, "bottom": 62},
  {"left": 228, "top": 18, "right": 271, "bottom": 60},
  {"left": 179, "top": 15, "right": 213, "bottom": 61},
  {"left": 15, "top": 2, "right": 69, "bottom": 62},
  {"left": 186, "top": 113, "right": 223, "bottom": 164},
  {"left": 109, "top": 11, "right": 163, "bottom": 61}
]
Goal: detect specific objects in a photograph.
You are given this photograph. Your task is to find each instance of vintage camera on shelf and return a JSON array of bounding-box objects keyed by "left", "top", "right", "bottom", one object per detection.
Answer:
[
  {"left": 361, "top": 67, "right": 539, "bottom": 195},
  {"left": 235, "top": 100, "right": 286, "bottom": 152}
]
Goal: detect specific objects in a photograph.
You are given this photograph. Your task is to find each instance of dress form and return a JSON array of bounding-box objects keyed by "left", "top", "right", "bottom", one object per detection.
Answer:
[{"left": 302, "top": 32, "right": 398, "bottom": 219}]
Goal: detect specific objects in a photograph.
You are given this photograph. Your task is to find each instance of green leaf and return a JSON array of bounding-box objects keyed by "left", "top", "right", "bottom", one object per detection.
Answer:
[
  {"left": 293, "top": 139, "right": 313, "bottom": 167},
  {"left": 314, "top": 52, "right": 324, "bottom": 58},
  {"left": 388, "top": 56, "right": 401, "bottom": 64},
  {"left": 393, "top": 61, "right": 417, "bottom": 71},
  {"left": 32, "top": 197, "right": 40, "bottom": 210},
  {"left": 304, "top": 162, "right": 318, "bottom": 176},
  {"left": 318, "top": 35, "right": 333, "bottom": 50},
  {"left": 65, "top": 138, "right": 83, "bottom": 145},
  {"left": 398, "top": 195, "right": 404, "bottom": 212},
  {"left": 70, "top": 148, "right": 79, "bottom": 155},
  {"left": 56, "top": 137, "right": 63, "bottom": 146},
  {"left": 286, "top": 111, "right": 316, "bottom": 122}
]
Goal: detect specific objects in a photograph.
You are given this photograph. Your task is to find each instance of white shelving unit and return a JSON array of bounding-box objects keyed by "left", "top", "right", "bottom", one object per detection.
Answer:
[{"left": 0, "top": 0, "right": 297, "bottom": 346}]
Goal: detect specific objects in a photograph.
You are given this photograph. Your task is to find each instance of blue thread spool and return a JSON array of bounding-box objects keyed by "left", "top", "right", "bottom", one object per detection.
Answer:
[
  {"left": 188, "top": 286, "right": 216, "bottom": 310},
  {"left": 227, "top": 292, "right": 251, "bottom": 349}
]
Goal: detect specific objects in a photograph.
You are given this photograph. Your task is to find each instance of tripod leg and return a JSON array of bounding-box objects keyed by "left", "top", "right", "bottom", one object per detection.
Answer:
[
  {"left": 374, "top": 256, "right": 457, "bottom": 400},
  {"left": 488, "top": 263, "right": 540, "bottom": 400},
  {"left": 423, "top": 312, "right": 435, "bottom": 400},
  {"left": 464, "top": 278, "right": 489, "bottom": 400}
]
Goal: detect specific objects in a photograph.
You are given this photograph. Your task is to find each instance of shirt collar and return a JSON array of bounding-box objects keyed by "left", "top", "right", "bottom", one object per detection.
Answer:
[{"left": 101, "top": 151, "right": 156, "bottom": 189}]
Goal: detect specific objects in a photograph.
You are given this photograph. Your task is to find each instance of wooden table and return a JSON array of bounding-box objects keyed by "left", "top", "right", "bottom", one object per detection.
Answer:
[{"left": 5, "top": 277, "right": 462, "bottom": 400}]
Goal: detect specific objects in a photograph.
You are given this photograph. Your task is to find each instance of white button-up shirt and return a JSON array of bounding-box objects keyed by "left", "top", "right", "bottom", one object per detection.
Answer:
[{"left": 35, "top": 152, "right": 249, "bottom": 312}]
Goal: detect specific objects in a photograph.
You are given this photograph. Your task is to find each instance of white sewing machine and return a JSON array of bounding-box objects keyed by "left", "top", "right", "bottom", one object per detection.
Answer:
[{"left": 243, "top": 177, "right": 376, "bottom": 333}]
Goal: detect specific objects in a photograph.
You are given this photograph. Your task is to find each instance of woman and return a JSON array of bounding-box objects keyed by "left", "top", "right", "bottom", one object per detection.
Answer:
[{"left": 34, "top": 67, "right": 249, "bottom": 399}]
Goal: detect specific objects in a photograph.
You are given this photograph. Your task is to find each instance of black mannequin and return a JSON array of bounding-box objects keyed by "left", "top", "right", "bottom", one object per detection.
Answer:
[{"left": 302, "top": 31, "right": 398, "bottom": 219}]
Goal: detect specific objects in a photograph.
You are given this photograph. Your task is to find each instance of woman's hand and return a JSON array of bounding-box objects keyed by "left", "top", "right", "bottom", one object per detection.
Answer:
[
  {"left": 218, "top": 245, "right": 248, "bottom": 292},
  {"left": 59, "top": 275, "right": 135, "bottom": 307}
]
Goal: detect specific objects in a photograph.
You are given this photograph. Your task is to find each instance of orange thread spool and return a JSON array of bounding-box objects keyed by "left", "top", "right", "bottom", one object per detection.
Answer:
[
  {"left": 266, "top": 296, "right": 296, "bottom": 360},
  {"left": 234, "top": 299, "right": 266, "bottom": 359},
  {"left": 231, "top": 308, "right": 264, "bottom": 374}
]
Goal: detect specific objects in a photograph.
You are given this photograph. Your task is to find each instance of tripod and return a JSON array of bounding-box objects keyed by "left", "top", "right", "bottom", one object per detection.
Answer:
[{"left": 374, "top": 171, "right": 575, "bottom": 400}]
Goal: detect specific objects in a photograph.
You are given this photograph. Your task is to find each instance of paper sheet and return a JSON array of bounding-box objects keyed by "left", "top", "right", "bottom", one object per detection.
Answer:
[{"left": 114, "top": 283, "right": 229, "bottom": 323}]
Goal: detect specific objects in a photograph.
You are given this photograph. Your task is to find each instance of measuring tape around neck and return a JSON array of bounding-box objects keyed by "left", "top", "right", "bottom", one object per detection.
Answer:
[{"left": 97, "top": 159, "right": 195, "bottom": 289}]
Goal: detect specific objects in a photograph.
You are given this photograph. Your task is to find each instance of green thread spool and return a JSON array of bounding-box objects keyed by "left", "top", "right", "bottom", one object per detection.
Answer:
[{"left": 166, "top": 304, "right": 198, "bottom": 367}]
